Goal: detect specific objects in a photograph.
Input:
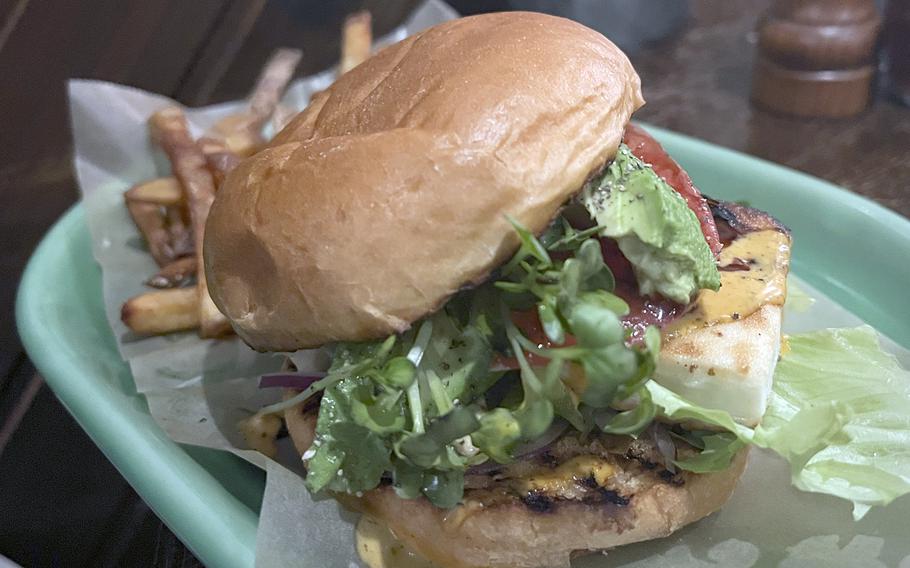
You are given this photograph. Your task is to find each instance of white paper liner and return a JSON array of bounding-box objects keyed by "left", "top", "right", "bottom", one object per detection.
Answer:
[{"left": 67, "top": 0, "right": 910, "bottom": 564}]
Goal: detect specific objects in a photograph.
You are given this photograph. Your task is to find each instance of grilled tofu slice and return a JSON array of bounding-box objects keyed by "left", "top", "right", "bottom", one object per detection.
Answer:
[
  {"left": 655, "top": 200, "right": 792, "bottom": 426},
  {"left": 657, "top": 304, "right": 782, "bottom": 426}
]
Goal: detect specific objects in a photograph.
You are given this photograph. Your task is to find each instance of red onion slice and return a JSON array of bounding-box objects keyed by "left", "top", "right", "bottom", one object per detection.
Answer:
[{"left": 258, "top": 372, "right": 327, "bottom": 390}]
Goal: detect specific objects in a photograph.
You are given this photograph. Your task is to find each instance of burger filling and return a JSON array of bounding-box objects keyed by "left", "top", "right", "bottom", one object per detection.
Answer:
[
  {"left": 251, "top": 126, "right": 910, "bottom": 520},
  {"left": 252, "top": 126, "right": 735, "bottom": 508}
]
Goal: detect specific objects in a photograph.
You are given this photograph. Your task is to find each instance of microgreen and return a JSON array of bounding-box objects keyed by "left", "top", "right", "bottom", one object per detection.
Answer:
[{"left": 292, "top": 213, "right": 662, "bottom": 508}]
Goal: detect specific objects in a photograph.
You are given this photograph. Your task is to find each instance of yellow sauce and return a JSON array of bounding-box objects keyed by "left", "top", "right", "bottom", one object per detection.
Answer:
[
  {"left": 666, "top": 229, "right": 790, "bottom": 338},
  {"left": 518, "top": 455, "right": 614, "bottom": 494},
  {"left": 356, "top": 516, "right": 439, "bottom": 568}
]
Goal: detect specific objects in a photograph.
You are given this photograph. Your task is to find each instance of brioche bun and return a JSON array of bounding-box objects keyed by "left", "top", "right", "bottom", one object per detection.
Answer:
[
  {"left": 204, "top": 12, "right": 644, "bottom": 351},
  {"left": 285, "top": 398, "right": 748, "bottom": 568}
]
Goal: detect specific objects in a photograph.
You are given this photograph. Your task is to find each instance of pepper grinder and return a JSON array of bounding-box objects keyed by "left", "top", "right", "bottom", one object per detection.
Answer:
[{"left": 751, "top": 0, "right": 881, "bottom": 118}]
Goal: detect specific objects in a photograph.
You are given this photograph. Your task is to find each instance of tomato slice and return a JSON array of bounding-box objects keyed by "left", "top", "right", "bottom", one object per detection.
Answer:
[
  {"left": 599, "top": 237, "right": 635, "bottom": 283},
  {"left": 493, "top": 309, "right": 577, "bottom": 369},
  {"left": 623, "top": 124, "right": 722, "bottom": 255}
]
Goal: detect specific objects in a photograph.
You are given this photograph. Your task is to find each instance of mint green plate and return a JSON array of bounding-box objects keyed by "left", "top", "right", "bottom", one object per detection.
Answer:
[
  {"left": 16, "top": 126, "right": 910, "bottom": 568},
  {"left": 16, "top": 207, "right": 264, "bottom": 568}
]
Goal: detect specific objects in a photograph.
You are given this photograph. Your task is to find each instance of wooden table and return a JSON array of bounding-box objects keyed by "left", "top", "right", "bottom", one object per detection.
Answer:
[
  {"left": 1, "top": 1, "right": 907, "bottom": 565},
  {"left": 630, "top": 1, "right": 910, "bottom": 218}
]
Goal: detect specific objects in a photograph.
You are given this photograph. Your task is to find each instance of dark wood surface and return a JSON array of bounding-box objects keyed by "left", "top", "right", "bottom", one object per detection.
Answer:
[
  {"left": 630, "top": 1, "right": 910, "bottom": 218},
  {"left": 0, "top": 0, "right": 239, "bottom": 386},
  {"left": 0, "top": 1, "right": 245, "bottom": 565},
  {"left": 1, "top": 1, "right": 908, "bottom": 566}
]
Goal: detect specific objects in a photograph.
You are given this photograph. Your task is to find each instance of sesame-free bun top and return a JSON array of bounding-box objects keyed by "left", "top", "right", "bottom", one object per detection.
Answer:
[{"left": 204, "top": 11, "right": 644, "bottom": 351}]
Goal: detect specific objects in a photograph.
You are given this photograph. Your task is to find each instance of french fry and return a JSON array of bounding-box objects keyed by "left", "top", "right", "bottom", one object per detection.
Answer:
[
  {"left": 207, "top": 48, "right": 303, "bottom": 157},
  {"left": 120, "top": 50, "right": 307, "bottom": 338},
  {"left": 197, "top": 292, "right": 229, "bottom": 337},
  {"left": 121, "top": 288, "right": 199, "bottom": 335},
  {"left": 125, "top": 199, "right": 174, "bottom": 267},
  {"left": 340, "top": 11, "right": 372, "bottom": 74},
  {"left": 149, "top": 107, "right": 232, "bottom": 338},
  {"left": 271, "top": 103, "right": 297, "bottom": 134},
  {"left": 207, "top": 115, "right": 263, "bottom": 157},
  {"left": 166, "top": 204, "right": 194, "bottom": 259},
  {"left": 125, "top": 177, "right": 183, "bottom": 206},
  {"left": 248, "top": 48, "right": 303, "bottom": 124},
  {"left": 146, "top": 256, "right": 197, "bottom": 289},
  {"left": 198, "top": 137, "right": 242, "bottom": 188}
]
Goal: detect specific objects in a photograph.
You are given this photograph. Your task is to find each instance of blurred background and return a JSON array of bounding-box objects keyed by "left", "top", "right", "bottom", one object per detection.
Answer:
[{"left": 1, "top": 0, "right": 908, "bottom": 565}]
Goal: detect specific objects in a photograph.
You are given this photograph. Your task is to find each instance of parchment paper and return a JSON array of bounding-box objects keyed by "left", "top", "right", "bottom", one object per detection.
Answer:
[{"left": 68, "top": 1, "right": 910, "bottom": 565}]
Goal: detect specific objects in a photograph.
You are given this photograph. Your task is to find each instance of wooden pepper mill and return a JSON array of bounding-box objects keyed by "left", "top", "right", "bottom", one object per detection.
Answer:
[{"left": 751, "top": 0, "right": 881, "bottom": 118}]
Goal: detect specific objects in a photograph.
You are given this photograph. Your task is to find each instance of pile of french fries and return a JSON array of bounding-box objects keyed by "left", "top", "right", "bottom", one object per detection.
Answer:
[{"left": 121, "top": 12, "right": 374, "bottom": 339}]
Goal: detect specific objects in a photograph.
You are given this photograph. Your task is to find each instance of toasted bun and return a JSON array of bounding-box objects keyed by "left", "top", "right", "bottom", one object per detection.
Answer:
[
  {"left": 204, "top": 12, "right": 644, "bottom": 351},
  {"left": 285, "top": 400, "right": 747, "bottom": 568},
  {"left": 344, "top": 455, "right": 746, "bottom": 568}
]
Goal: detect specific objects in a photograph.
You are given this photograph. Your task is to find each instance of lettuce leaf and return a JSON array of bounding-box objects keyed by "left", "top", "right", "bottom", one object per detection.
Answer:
[
  {"left": 649, "top": 326, "right": 910, "bottom": 519},
  {"left": 672, "top": 431, "right": 746, "bottom": 473},
  {"left": 760, "top": 326, "right": 910, "bottom": 519},
  {"left": 305, "top": 378, "right": 392, "bottom": 494}
]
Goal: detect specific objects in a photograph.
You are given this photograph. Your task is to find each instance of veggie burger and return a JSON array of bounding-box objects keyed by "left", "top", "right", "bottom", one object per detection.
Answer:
[{"left": 205, "top": 12, "right": 792, "bottom": 568}]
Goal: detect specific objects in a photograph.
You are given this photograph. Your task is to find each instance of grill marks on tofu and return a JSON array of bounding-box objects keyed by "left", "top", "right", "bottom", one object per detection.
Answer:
[
  {"left": 463, "top": 433, "right": 692, "bottom": 514},
  {"left": 708, "top": 198, "right": 790, "bottom": 246}
]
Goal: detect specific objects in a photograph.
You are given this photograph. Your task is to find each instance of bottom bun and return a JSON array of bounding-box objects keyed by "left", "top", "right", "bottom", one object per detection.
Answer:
[{"left": 286, "top": 398, "right": 748, "bottom": 568}]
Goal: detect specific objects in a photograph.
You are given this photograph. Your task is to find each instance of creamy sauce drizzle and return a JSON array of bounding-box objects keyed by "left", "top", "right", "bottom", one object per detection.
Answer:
[
  {"left": 356, "top": 516, "right": 438, "bottom": 568},
  {"left": 666, "top": 229, "right": 790, "bottom": 338}
]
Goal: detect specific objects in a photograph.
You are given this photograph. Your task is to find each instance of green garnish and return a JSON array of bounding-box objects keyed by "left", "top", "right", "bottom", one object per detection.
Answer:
[{"left": 286, "top": 213, "right": 660, "bottom": 507}]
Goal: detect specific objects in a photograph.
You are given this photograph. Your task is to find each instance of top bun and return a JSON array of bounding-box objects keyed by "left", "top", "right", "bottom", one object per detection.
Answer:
[{"left": 204, "top": 11, "right": 644, "bottom": 351}]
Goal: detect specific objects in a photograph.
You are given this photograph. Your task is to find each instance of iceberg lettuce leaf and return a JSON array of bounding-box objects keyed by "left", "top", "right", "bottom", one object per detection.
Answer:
[
  {"left": 758, "top": 326, "right": 910, "bottom": 519},
  {"left": 649, "top": 326, "right": 910, "bottom": 519}
]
